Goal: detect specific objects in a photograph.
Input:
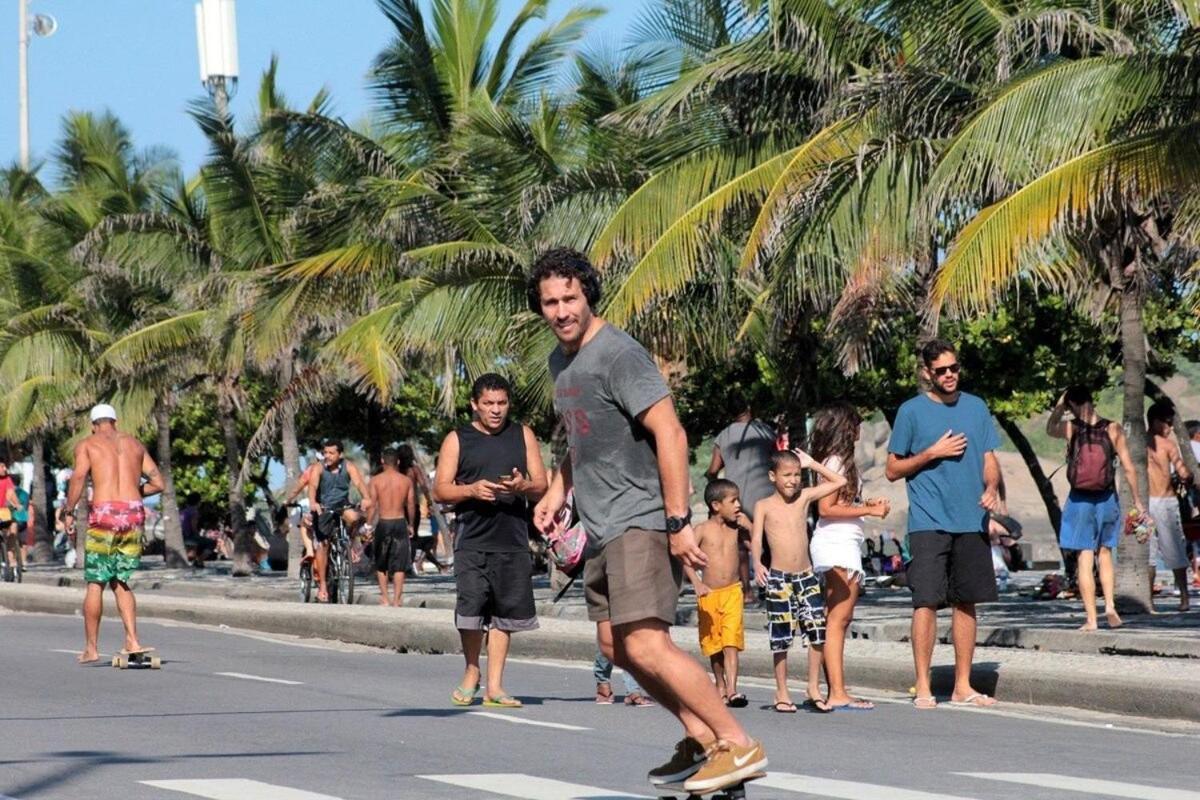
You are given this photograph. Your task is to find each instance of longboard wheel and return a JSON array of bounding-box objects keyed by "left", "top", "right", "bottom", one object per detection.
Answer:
[
  {"left": 150, "top": 656, "right": 162, "bottom": 669},
  {"left": 111, "top": 656, "right": 120, "bottom": 668}
]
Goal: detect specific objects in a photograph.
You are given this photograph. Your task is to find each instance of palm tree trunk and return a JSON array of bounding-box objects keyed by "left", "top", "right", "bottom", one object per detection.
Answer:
[
  {"left": 1108, "top": 239, "right": 1152, "bottom": 615},
  {"left": 28, "top": 436, "right": 52, "bottom": 562},
  {"left": 153, "top": 401, "right": 189, "bottom": 568},
  {"left": 280, "top": 353, "right": 303, "bottom": 578},
  {"left": 217, "top": 386, "right": 252, "bottom": 577},
  {"left": 996, "top": 415, "right": 1071, "bottom": 574}
]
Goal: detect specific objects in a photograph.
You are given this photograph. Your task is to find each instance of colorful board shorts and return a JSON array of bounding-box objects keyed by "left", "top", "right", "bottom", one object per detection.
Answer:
[
  {"left": 766, "top": 568, "right": 826, "bottom": 652},
  {"left": 84, "top": 500, "right": 145, "bottom": 585},
  {"left": 698, "top": 582, "right": 745, "bottom": 656}
]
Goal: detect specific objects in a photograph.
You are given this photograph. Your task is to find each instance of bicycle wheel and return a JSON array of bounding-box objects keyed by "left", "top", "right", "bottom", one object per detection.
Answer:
[
  {"left": 299, "top": 562, "right": 312, "bottom": 603},
  {"left": 337, "top": 554, "right": 354, "bottom": 605},
  {"left": 326, "top": 554, "right": 340, "bottom": 604}
]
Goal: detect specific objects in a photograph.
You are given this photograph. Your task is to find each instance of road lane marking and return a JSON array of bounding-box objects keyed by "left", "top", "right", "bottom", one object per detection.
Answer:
[
  {"left": 467, "top": 711, "right": 590, "bottom": 731},
  {"left": 214, "top": 672, "right": 304, "bottom": 685},
  {"left": 419, "top": 773, "right": 649, "bottom": 799},
  {"left": 760, "top": 772, "right": 980, "bottom": 800},
  {"left": 141, "top": 779, "right": 342, "bottom": 799},
  {"left": 958, "top": 773, "right": 1200, "bottom": 799}
]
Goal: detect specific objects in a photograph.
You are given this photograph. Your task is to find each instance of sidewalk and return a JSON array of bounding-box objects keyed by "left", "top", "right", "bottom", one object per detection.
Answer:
[
  {"left": 18, "top": 557, "right": 1200, "bottom": 658},
  {"left": 3, "top": 579, "right": 1199, "bottom": 723}
]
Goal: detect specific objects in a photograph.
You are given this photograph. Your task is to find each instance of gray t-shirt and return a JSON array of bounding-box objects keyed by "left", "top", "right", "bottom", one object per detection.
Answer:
[
  {"left": 714, "top": 420, "right": 776, "bottom": 513},
  {"left": 550, "top": 324, "right": 671, "bottom": 544}
]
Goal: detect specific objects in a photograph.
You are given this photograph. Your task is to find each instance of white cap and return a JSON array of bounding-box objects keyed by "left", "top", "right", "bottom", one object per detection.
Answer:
[{"left": 89, "top": 403, "right": 117, "bottom": 423}]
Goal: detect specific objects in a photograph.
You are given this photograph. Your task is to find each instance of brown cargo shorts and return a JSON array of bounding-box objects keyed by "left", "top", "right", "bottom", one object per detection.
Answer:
[{"left": 583, "top": 528, "right": 683, "bottom": 627}]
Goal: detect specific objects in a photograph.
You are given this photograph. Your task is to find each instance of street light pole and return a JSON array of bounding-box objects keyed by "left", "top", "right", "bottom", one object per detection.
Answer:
[
  {"left": 194, "top": 0, "right": 238, "bottom": 116},
  {"left": 16, "top": 1, "right": 56, "bottom": 170},
  {"left": 18, "top": 0, "right": 29, "bottom": 168}
]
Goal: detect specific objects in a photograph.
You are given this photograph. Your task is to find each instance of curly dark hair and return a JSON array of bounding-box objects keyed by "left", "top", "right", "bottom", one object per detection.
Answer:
[
  {"left": 526, "top": 247, "right": 602, "bottom": 314},
  {"left": 809, "top": 404, "right": 862, "bottom": 505}
]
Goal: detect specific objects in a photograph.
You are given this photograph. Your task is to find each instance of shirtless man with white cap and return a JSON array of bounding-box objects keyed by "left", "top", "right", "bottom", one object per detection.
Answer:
[{"left": 66, "top": 404, "right": 164, "bottom": 663}]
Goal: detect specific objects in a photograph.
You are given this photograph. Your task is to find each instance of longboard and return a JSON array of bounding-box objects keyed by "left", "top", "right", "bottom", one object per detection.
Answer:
[
  {"left": 657, "top": 771, "right": 765, "bottom": 800},
  {"left": 111, "top": 648, "right": 161, "bottom": 670}
]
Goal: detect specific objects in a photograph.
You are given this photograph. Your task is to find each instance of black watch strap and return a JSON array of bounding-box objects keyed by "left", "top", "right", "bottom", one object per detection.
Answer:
[{"left": 665, "top": 511, "right": 692, "bottom": 533}]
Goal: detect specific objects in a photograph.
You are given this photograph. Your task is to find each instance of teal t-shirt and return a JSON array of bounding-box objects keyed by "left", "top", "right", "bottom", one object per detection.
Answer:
[{"left": 888, "top": 392, "right": 1000, "bottom": 534}]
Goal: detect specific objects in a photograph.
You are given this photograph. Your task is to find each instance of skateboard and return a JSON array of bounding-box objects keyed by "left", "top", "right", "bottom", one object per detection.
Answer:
[
  {"left": 657, "top": 771, "right": 765, "bottom": 800},
  {"left": 111, "top": 648, "right": 161, "bottom": 670}
]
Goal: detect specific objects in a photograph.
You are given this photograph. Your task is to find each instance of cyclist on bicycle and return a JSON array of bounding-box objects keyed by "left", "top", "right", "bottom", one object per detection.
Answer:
[{"left": 308, "top": 439, "right": 373, "bottom": 602}]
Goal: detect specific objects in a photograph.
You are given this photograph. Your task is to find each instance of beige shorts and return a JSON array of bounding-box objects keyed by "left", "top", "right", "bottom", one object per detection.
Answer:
[{"left": 584, "top": 528, "right": 683, "bottom": 627}]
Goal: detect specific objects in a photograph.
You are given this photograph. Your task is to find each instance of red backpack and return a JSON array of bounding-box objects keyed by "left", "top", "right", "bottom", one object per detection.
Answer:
[{"left": 1067, "top": 419, "right": 1116, "bottom": 492}]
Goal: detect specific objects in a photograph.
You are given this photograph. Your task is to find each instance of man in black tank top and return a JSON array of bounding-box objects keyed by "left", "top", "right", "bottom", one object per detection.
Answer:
[{"left": 433, "top": 373, "right": 548, "bottom": 708}]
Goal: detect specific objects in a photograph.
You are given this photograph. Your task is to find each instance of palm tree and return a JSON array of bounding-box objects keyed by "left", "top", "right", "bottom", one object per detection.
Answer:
[
  {"left": 925, "top": 2, "right": 1199, "bottom": 612},
  {"left": 0, "top": 164, "right": 99, "bottom": 562}
]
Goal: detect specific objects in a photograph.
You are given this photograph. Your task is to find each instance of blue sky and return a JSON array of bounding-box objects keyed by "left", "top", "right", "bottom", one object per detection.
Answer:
[{"left": 1, "top": 1, "right": 647, "bottom": 181}]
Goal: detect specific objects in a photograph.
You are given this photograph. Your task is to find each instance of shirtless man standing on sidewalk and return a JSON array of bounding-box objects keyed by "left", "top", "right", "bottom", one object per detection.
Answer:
[
  {"left": 66, "top": 404, "right": 164, "bottom": 664},
  {"left": 368, "top": 449, "right": 416, "bottom": 606}
]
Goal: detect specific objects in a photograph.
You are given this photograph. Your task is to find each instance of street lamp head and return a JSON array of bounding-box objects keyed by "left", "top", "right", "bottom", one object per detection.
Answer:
[
  {"left": 31, "top": 13, "right": 57, "bottom": 38},
  {"left": 195, "top": 0, "right": 239, "bottom": 86}
]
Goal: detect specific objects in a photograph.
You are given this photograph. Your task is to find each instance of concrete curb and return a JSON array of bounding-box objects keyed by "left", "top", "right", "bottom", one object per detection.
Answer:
[
  {"left": 3, "top": 583, "right": 1198, "bottom": 723},
  {"left": 21, "top": 570, "right": 1200, "bottom": 660}
]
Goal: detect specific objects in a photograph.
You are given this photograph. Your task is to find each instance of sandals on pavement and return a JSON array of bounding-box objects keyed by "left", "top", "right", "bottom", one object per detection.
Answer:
[
  {"left": 949, "top": 693, "right": 997, "bottom": 708},
  {"left": 801, "top": 698, "right": 832, "bottom": 714},
  {"left": 595, "top": 683, "right": 615, "bottom": 704},
  {"left": 451, "top": 685, "right": 480, "bottom": 707},
  {"left": 829, "top": 698, "right": 876, "bottom": 712},
  {"left": 913, "top": 695, "right": 938, "bottom": 710},
  {"left": 725, "top": 693, "right": 749, "bottom": 708},
  {"left": 772, "top": 701, "right": 798, "bottom": 713},
  {"left": 624, "top": 692, "right": 656, "bottom": 707},
  {"left": 483, "top": 695, "right": 523, "bottom": 709}
]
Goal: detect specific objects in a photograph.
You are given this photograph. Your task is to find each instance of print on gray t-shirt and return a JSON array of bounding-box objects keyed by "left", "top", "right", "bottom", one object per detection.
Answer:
[
  {"left": 714, "top": 420, "right": 776, "bottom": 514},
  {"left": 550, "top": 324, "right": 671, "bottom": 545}
]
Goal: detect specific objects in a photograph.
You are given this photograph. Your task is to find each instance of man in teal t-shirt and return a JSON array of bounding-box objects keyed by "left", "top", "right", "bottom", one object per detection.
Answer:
[{"left": 886, "top": 339, "right": 1002, "bottom": 710}]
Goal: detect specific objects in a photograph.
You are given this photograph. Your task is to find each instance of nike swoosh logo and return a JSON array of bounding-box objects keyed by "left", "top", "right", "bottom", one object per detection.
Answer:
[{"left": 733, "top": 751, "right": 758, "bottom": 768}]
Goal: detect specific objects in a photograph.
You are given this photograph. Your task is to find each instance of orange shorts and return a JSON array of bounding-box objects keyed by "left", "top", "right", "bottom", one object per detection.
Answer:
[{"left": 697, "top": 582, "right": 745, "bottom": 656}]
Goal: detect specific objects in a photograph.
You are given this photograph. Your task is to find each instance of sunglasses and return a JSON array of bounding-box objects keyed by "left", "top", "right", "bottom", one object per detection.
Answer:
[{"left": 932, "top": 363, "right": 961, "bottom": 377}]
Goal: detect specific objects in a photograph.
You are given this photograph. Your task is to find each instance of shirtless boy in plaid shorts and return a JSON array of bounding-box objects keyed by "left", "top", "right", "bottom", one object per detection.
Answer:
[{"left": 751, "top": 450, "right": 846, "bottom": 712}]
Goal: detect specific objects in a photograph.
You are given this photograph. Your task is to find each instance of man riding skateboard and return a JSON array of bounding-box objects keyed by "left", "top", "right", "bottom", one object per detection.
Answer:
[{"left": 66, "top": 404, "right": 164, "bottom": 664}]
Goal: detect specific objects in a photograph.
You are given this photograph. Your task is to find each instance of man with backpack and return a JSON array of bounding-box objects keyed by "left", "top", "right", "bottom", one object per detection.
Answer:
[{"left": 1047, "top": 387, "right": 1144, "bottom": 629}]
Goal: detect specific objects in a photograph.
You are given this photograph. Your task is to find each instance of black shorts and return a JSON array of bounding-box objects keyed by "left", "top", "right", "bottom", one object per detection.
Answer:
[
  {"left": 454, "top": 550, "right": 538, "bottom": 632},
  {"left": 313, "top": 507, "right": 350, "bottom": 542},
  {"left": 907, "top": 531, "right": 998, "bottom": 608},
  {"left": 373, "top": 519, "right": 411, "bottom": 575}
]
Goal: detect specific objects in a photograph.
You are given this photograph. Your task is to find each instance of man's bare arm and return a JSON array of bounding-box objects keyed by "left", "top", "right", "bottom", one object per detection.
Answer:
[
  {"left": 637, "top": 396, "right": 690, "bottom": 520},
  {"left": 1171, "top": 441, "right": 1192, "bottom": 483},
  {"left": 980, "top": 451, "right": 1002, "bottom": 512},
  {"left": 750, "top": 503, "right": 768, "bottom": 585},
  {"left": 1046, "top": 393, "right": 1070, "bottom": 439},
  {"left": 885, "top": 430, "right": 967, "bottom": 482},
  {"left": 405, "top": 481, "right": 416, "bottom": 531},
  {"left": 517, "top": 425, "right": 549, "bottom": 500},
  {"left": 141, "top": 449, "right": 164, "bottom": 498},
  {"left": 348, "top": 462, "right": 372, "bottom": 510},
  {"left": 66, "top": 441, "right": 91, "bottom": 511},
  {"left": 367, "top": 478, "right": 380, "bottom": 527},
  {"left": 1111, "top": 425, "right": 1145, "bottom": 511}
]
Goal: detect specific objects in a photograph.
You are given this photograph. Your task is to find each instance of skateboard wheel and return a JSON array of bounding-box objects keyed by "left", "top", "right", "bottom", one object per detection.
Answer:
[
  {"left": 111, "top": 656, "right": 119, "bottom": 668},
  {"left": 150, "top": 656, "right": 162, "bottom": 669}
]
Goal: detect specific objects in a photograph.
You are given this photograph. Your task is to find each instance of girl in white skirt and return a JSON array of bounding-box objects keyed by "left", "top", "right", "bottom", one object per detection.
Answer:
[{"left": 809, "top": 404, "right": 891, "bottom": 711}]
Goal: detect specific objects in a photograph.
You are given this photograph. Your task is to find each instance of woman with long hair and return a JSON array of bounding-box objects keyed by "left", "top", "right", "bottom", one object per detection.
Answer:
[{"left": 809, "top": 404, "right": 890, "bottom": 710}]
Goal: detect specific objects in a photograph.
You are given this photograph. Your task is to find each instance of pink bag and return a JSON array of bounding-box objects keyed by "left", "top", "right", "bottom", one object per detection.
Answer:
[{"left": 546, "top": 492, "right": 587, "bottom": 576}]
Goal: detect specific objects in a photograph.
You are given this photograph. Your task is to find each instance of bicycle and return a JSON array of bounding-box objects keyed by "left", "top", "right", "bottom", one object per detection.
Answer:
[{"left": 306, "top": 508, "right": 355, "bottom": 604}]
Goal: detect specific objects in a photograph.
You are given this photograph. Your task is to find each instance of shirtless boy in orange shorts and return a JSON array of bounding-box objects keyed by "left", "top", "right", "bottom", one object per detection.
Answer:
[{"left": 687, "top": 480, "right": 750, "bottom": 708}]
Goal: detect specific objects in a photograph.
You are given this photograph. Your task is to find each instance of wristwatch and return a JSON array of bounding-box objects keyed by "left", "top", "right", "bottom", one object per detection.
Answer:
[{"left": 665, "top": 511, "right": 692, "bottom": 534}]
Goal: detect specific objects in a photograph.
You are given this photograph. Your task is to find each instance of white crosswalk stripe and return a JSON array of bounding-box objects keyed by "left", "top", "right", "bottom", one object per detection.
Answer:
[
  {"left": 418, "top": 773, "right": 650, "bottom": 799},
  {"left": 958, "top": 773, "right": 1200, "bottom": 800},
  {"left": 140, "top": 779, "right": 344, "bottom": 799},
  {"left": 760, "top": 771, "right": 981, "bottom": 800}
]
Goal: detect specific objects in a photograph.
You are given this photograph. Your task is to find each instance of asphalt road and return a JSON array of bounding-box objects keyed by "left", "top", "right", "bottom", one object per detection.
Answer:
[{"left": 1, "top": 610, "right": 1197, "bottom": 800}]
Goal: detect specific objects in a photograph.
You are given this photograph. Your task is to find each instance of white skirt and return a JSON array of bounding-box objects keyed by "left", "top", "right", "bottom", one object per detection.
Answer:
[{"left": 810, "top": 531, "right": 864, "bottom": 584}]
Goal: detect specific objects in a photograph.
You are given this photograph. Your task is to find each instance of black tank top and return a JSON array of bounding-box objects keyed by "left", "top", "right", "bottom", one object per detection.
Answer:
[
  {"left": 317, "top": 462, "right": 351, "bottom": 508},
  {"left": 454, "top": 421, "right": 530, "bottom": 553}
]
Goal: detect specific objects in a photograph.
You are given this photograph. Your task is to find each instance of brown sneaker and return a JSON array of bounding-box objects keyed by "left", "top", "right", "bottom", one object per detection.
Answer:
[
  {"left": 682, "top": 739, "right": 767, "bottom": 794},
  {"left": 647, "top": 737, "right": 708, "bottom": 786}
]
